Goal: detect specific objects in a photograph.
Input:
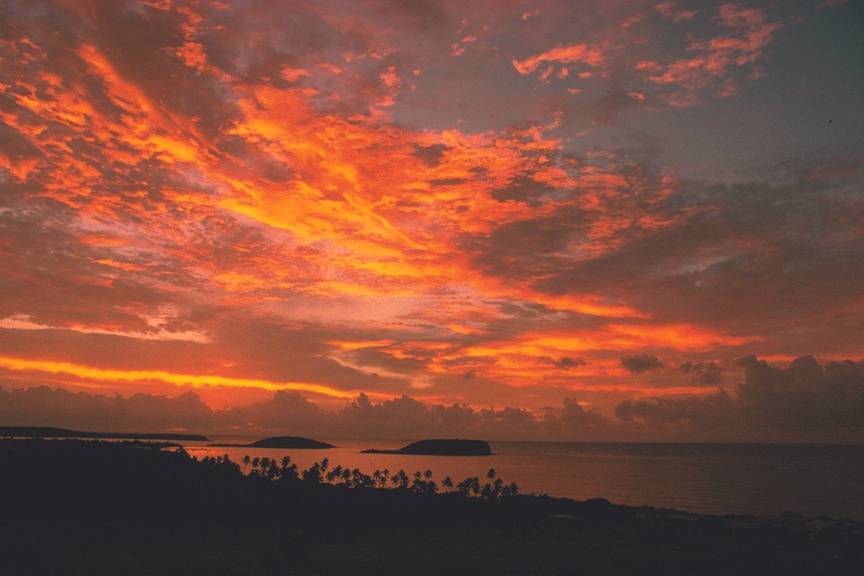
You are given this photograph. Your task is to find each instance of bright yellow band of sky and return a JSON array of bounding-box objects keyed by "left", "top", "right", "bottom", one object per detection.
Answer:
[{"left": 0, "top": 356, "right": 355, "bottom": 399}]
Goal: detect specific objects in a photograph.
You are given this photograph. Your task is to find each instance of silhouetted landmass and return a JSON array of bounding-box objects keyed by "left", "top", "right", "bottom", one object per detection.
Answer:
[
  {"left": 362, "top": 438, "right": 492, "bottom": 456},
  {"left": 0, "top": 425, "right": 209, "bottom": 441},
  {"left": 1, "top": 439, "right": 862, "bottom": 575},
  {"left": 211, "top": 436, "right": 335, "bottom": 449}
]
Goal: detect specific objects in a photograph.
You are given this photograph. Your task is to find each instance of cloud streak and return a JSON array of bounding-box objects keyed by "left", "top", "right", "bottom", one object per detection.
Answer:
[{"left": 0, "top": 356, "right": 356, "bottom": 399}]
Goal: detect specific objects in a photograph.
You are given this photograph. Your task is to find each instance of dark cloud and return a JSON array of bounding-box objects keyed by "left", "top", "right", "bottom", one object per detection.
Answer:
[
  {"left": 615, "top": 356, "right": 864, "bottom": 440},
  {"left": 615, "top": 390, "right": 737, "bottom": 429},
  {"left": 491, "top": 176, "right": 555, "bottom": 206},
  {"left": 0, "top": 385, "right": 213, "bottom": 431},
  {"left": 0, "top": 383, "right": 611, "bottom": 440},
  {"left": 413, "top": 143, "right": 448, "bottom": 166},
  {"left": 620, "top": 354, "right": 664, "bottom": 373},
  {"left": 678, "top": 361, "right": 723, "bottom": 385},
  {"left": 464, "top": 205, "right": 588, "bottom": 281},
  {"left": 737, "top": 355, "right": 864, "bottom": 430},
  {"left": 556, "top": 397, "right": 609, "bottom": 430},
  {"left": 526, "top": 167, "right": 864, "bottom": 352},
  {"left": 554, "top": 356, "right": 587, "bottom": 369},
  {"left": 227, "top": 390, "right": 324, "bottom": 430}
]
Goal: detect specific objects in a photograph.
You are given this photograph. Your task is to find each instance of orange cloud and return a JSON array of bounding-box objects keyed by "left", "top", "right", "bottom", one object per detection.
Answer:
[
  {"left": 512, "top": 43, "right": 606, "bottom": 80},
  {"left": 642, "top": 4, "right": 782, "bottom": 106},
  {"left": 654, "top": 2, "right": 697, "bottom": 23},
  {"left": 0, "top": 356, "right": 355, "bottom": 399}
]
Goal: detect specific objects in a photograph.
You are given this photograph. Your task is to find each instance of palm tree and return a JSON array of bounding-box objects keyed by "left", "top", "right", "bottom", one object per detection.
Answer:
[
  {"left": 280, "top": 463, "right": 298, "bottom": 482},
  {"left": 301, "top": 462, "right": 322, "bottom": 483},
  {"left": 397, "top": 469, "right": 409, "bottom": 490},
  {"left": 442, "top": 476, "right": 454, "bottom": 492},
  {"left": 492, "top": 478, "right": 504, "bottom": 498},
  {"left": 327, "top": 464, "right": 343, "bottom": 483}
]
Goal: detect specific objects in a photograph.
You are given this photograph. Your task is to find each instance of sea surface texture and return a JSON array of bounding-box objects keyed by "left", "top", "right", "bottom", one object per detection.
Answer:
[{"left": 187, "top": 439, "right": 864, "bottom": 520}]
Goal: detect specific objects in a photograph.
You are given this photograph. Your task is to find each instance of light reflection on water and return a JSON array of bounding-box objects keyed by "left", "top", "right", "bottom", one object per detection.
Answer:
[{"left": 183, "top": 438, "right": 864, "bottom": 520}]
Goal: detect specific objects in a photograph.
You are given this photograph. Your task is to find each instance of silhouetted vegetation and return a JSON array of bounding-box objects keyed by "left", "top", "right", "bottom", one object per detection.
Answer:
[
  {"left": 238, "top": 452, "right": 517, "bottom": 498},
  {"left": 1, "top": 439, "right": 862, "bottom": 575}
]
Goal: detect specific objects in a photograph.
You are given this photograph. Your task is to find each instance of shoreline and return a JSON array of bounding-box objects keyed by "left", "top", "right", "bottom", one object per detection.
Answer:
[{"left": 1, "top": 438, "right": 862, "bottom": 574}]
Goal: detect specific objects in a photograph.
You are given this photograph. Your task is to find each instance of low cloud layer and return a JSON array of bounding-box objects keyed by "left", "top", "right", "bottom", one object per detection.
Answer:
[
  {"left": 0, "top": 385, "right": 608, "bottom": 441},
  {"left": 4, "top": 356, "right": 863, "bottom": 442},
  {"left": 616, "top": 356, "right": 864, "bottom": 441}
]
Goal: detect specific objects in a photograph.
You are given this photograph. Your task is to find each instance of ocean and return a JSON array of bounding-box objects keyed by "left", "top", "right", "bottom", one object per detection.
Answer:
[{"left": 185, "top": 438, "right": 864, "bottom": 520}]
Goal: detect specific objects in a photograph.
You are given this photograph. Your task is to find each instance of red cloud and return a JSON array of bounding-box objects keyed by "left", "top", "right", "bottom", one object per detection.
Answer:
[
  {"left": 512, "top": 43, "right": 606, "bottom": 81},
  {"left": 654, "top": 2, "right": 697, "bottom": 23},
  {"left": 643, "top": 3, "right": 782, "bottom": 106}
]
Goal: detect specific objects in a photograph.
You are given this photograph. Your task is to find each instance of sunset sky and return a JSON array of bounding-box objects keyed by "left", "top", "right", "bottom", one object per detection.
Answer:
[{"left": 1, "top": 0, "right": 863, "bottom": 439}]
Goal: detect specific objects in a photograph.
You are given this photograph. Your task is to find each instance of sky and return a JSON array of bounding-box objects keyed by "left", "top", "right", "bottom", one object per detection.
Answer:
[{"left": 1, "top": 0, "right": 863, "bottom": 441}]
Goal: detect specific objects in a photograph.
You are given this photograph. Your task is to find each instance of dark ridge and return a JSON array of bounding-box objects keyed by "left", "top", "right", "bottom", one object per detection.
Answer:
[
  {"left": 210, "top": 436, "right": 335, "bottom": 449},
  {"left": 0, "top": 426, "right": 209, "bottom": 442},
  {"left": 2, "top": 438, "right": 862, "bottom": 575},
  {"left": 362, "top": 439, "right": 492, "bottom": 456}
]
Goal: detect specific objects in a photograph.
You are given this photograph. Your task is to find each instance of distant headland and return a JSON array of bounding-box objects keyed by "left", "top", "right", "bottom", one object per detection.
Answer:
[
  {"left": 210, "top": 436, "right": 335, "bottom": 449},
  {"left": 362, "top": 439, "right": 492, "bottom": 456},
  {"left": 0, "top": 426, "right": 210, "bottom": 442}
]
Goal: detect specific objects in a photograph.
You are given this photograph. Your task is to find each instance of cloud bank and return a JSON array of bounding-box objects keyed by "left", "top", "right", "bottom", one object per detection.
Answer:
[{"left": 4, "top": 356, "right": 863, "bottom": 442}]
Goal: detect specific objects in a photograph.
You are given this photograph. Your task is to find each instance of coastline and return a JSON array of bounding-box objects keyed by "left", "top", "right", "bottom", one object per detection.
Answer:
[{"left": 1, "top": 438, "right": 861, "bottom": 575}]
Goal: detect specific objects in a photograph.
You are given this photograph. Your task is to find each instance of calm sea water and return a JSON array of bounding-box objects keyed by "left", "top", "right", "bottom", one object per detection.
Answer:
[{"left": 184, "top": 438, "right": 864, "bottom": 520}]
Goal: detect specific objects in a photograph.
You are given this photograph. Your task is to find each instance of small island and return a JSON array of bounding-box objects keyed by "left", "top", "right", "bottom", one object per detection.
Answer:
[
  {"left": 210, "top": 436, "right": 335, "bottom": 449},
  {"left": 362, "top": 439, "right": 492, "bottom": 456}
]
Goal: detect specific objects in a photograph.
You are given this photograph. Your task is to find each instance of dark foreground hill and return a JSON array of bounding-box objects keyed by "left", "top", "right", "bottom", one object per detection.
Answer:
[
  {"left": 210, "top": 435, "right": 335, "bottom": 449},
  {"left": 363, "top": 438, "right": 492, "bottom": 455},
  {"left": 0, "top": 439, "right": 861, "bottom": 576}
]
